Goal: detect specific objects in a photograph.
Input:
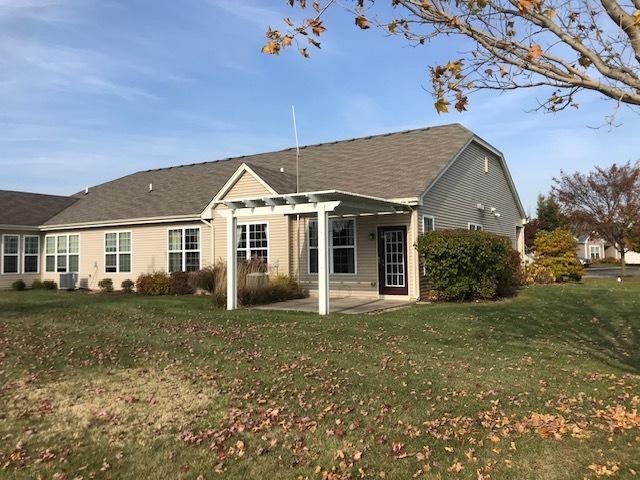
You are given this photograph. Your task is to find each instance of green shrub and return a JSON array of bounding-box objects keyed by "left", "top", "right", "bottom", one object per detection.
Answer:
[
  {"left": 534, "top": 229, "right": 584, "bottom": 282},
  {"left": 42, "top": 280, "right": 57, "bottom": 290},
  {"left": 416, "top": 229, "right": 521, "bottom": 301},
  {"left": 169, "top": 271, "right": 195, "bottom": 295},
  {"left": 135, "top": 272, "right": 170, "bottom": 295},
  {"left": 121, "top": 279, "right": 135, "bottom": 293},
  {"left": 97, "top": 278, "right": 113, "bottom": 293},
  {"left": 31, "top": 279, "right": 44, "bottom": 290},
  {"left": 11, "top": 279, "right": 26, "bottom": 291}
]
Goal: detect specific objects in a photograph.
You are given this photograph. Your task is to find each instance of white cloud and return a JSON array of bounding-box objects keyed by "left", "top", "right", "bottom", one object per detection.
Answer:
[{"left": 207, "top": 0, "right": 282, "bottom": 29}]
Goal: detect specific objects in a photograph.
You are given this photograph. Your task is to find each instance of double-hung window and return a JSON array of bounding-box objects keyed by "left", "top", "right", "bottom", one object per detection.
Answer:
[
  {"left": 45, "top": 234, "right": 79, "bottom": 273},
  {"left": 23, "top": 236, "right": 40, "bottom": 273},
  {"left": 168, "top": 227, "right": 200, "bottom": 272},
  {"left": 105, "top": 232, "right": 131, "bottom": 273},
  {"left": 589, "top": 245, "right": 601, "bottom": 260},
  {"left": 308, "top": 218, "right": 356, "bottom": 274},
  {"left": 468, "top": 223, "right": 483, "bottom": 231},
  {"left": 236, "top": 223, "right": 269, "bottom": 263},
  {"left": 2, "top": 235, "right": 19, "bottom": 274},
  {"left": 423, "top": 215, "right": 435, "bottom": 233}
]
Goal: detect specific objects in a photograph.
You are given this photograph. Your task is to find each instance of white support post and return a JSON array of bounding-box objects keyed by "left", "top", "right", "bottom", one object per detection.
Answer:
[
  {"left": 317, "top": 204, "right": 330, "bottom": 315},
  {"left": 226, "top": 212, "right": 238, "bottom": 310}
]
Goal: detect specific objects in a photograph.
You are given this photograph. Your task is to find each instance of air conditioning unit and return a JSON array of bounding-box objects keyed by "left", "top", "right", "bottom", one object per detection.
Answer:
[{"left": 59, "top": 273, "right": 77, "bottom": 290}]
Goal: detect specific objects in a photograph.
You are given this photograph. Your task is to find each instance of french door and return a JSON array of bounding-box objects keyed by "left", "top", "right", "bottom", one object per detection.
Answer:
[{"left": 377, "top": 226, "right": 408, "bottom": 295}]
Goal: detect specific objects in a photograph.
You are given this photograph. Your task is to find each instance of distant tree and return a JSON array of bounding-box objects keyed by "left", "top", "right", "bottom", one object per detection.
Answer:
[
  {"left": 524, "top": 218, "right": 540, "bottom": 252},
  {"left": 536, "top": 194, "right": 564, "bottom": 231},
  {"left": 553, "top": 162, "right": 640, "bottom": 276},
  {"left": 262, "top": 0, "right": 640, "bottom": 117}
]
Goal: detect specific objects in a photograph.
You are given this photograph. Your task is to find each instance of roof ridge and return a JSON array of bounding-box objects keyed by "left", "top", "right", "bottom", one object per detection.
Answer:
[
  {"left": 0, "top": 189, "right": 73, "bottom": 199},
  {"left": 133, "top": 123, "right": 466, "bottom": 175}
]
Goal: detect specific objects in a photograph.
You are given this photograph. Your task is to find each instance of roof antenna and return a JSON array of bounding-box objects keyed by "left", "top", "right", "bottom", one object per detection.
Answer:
[{"left": 292, "top": 105, "right": 300, "bottom": 193}]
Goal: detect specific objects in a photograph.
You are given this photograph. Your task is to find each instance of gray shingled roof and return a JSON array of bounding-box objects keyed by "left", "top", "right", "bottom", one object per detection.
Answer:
[
  {"left": 43, "top": 123, "right": 475, "bottom": 226},
  {"left": 0, "top": 190, "right": 77, "bottom": 226}
]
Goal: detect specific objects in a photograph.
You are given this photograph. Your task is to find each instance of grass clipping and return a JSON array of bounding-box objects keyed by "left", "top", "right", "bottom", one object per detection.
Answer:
[{"left": 7, "top": 367, "right": 221, "bottom": 445}]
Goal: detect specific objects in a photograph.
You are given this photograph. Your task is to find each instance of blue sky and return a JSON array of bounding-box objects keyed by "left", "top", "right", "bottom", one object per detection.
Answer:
[{"left": 1, "top": 0, "right": 638, "bottom": 215}]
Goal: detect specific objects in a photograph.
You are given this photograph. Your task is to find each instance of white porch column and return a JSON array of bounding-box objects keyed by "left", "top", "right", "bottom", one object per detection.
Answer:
[
  {"left": 226, "top": 212, "right": 238, "bottom": 310},
  {"left": 317, "top": 204, "right": 330, "bottom": 315}
]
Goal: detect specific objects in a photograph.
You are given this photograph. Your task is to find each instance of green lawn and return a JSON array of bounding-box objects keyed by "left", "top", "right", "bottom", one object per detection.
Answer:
[{"left": 1, "top": 280, "right": 639, "bottom": 480}]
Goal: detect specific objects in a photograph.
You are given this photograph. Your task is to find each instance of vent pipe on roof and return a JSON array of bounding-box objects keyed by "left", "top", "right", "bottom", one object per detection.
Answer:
[
  {"left": 84, "top": 186, "right": 89, "bottom": 195},
  {"left": 149, "top": 183, "right": 153, "bottom": 192}
]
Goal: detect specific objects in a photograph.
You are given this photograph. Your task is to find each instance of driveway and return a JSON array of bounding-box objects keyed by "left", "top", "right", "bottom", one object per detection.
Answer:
[{"left": 585, "top": 265, "right": 640, "bottom": 277}]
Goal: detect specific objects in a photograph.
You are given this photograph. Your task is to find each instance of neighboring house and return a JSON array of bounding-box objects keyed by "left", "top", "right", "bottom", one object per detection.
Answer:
[
  {"left": 0, "top": 124, "right": 526, "bottom": 313},
  {"left": 575, "top": 234, "right": 607, "bottom": 261},
  {"left": 575, "top": 234, "right": 640, "bottom": 264}
]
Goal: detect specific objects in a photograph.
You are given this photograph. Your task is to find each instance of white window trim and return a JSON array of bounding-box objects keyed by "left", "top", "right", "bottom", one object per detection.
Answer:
[
  {"left": 590, "top": 245, "right": 601, "bottom": 259},
  {"left": 468, "top": 222, "right": 484, "bottom": 231},
  {"left": 308, "top": 217, "right": 357, "bottom": 276},
  {"left": 104, "top": 231, "right": 132, "bottom": 274},
  {"left": 237, "top": 221, "right": 269, "bottom": 264},
  {"left": 422, "top": 215, "right": 436, "bottom": 233},
  {"left": 166, "top": 226, "right": 202, "bottom": 272},
  {"left": 23, "top": 235, "right": 40, "bottom": 274},
  {"left": 1, "top": 234, "right": 20, "bottom": 275},
  {"left": 44, "top": 234, "right": 81, "bottom": 273}
]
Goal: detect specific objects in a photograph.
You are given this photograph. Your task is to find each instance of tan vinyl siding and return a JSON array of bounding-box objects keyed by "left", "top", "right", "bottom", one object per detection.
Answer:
[
  {"left": 419, "top": 141, "right": 524, "bottom": 245},
  {"left": 210, "top": 170, "right": 290, "bottom": 274},
  {"left": 289, "top": 212, "right": 419, "bottom": 299},
  {"left": 0, "top": 230, "right": 42, "bottom": 289},
  {"left": 40, "top": 222, "right": 211, "bottom": 290},
  {"left": 222, "top": 171, "right": 273, "bottom": 200}
]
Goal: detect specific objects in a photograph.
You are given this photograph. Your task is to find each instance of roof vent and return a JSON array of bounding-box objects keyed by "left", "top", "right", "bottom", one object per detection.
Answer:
[
  {"left": 149, "top": 183, "right": 153, "bottom": 192},
  {"left": 280, "top": 167, "right": 284, "bottom": 173},
  {"left": 84, "top": 186, "right": 89, "bottom": 195}
]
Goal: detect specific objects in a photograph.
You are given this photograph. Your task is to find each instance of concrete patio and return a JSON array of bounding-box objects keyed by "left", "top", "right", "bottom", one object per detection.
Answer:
[{"left": 254, "top": 295, "right": 415, "bottom": 314}]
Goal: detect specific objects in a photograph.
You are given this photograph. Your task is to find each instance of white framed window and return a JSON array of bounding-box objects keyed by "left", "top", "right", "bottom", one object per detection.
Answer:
[
  {"left": 45, "top": 234, "right": 80, "bottom": 273},
  {"left": 168, "top": 227, "right": 200, "bottom": 272},
  {"left": 423, "top": 215, "right": 435, "bottom": 233},
  {"left": 236, "top": 222, "right": 269, "bottom": 263},
  {"left": 105, "top": 231, "right": 131, "bottom": 273},
  {"left": 468, "top": 223, "right": 483, "bottom": 231},
  {"left": 308, "top": 218, "right": 357, "bottom": 275},
  {"left": 589, "top": 245, "right": 601, "bottom": 260},
  {"left": 23, "top": 235, "right": 40, "bottom": 273},
  {"left": 2, "top": 234, "right": 19, "bottom": 274}
]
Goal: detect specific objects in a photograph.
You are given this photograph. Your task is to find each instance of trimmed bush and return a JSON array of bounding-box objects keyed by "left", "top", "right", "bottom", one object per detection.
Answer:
[
  {"left": 121, "top": 279, "right": 135, "bottom": 293},
  {"left": 42, "top": 280, "right": 57, "bottom": 290},
  {"left": 31, "top": 279, "right": 44, "bottom": 290},
  {"left": 238, "top": 274, "right": 305, "bottom": 306},
  {"left": 168, "top": 271, "right": 195, "bottom": 295},
  {"left": 533, "top": 229, "right": 583, "bottom": 282},
  {"left": 97, "top": 278, "right": 114, "bottom": 293},
  {"left": 592, "top": 257, "right": 620, "bottom": 265},
  {"left": 135, "top": 272, "right": 170, "bottom": 296},
  {"left": 416, "top": 229, "right": 521, "bottom": 301},
  {"left": 190, "top": 265, "right": 218, "bottom": 293},
  {"left": 11, "top": 279, "right": 26, "bottom": 291},
  {"left": 522, "top": 263, "right": 555, "bottom": 285}
]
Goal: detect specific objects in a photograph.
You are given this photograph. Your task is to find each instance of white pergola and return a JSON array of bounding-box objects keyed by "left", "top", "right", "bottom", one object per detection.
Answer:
[{"left": 216, "top": 190, "right": 413, "bottom": 315}]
